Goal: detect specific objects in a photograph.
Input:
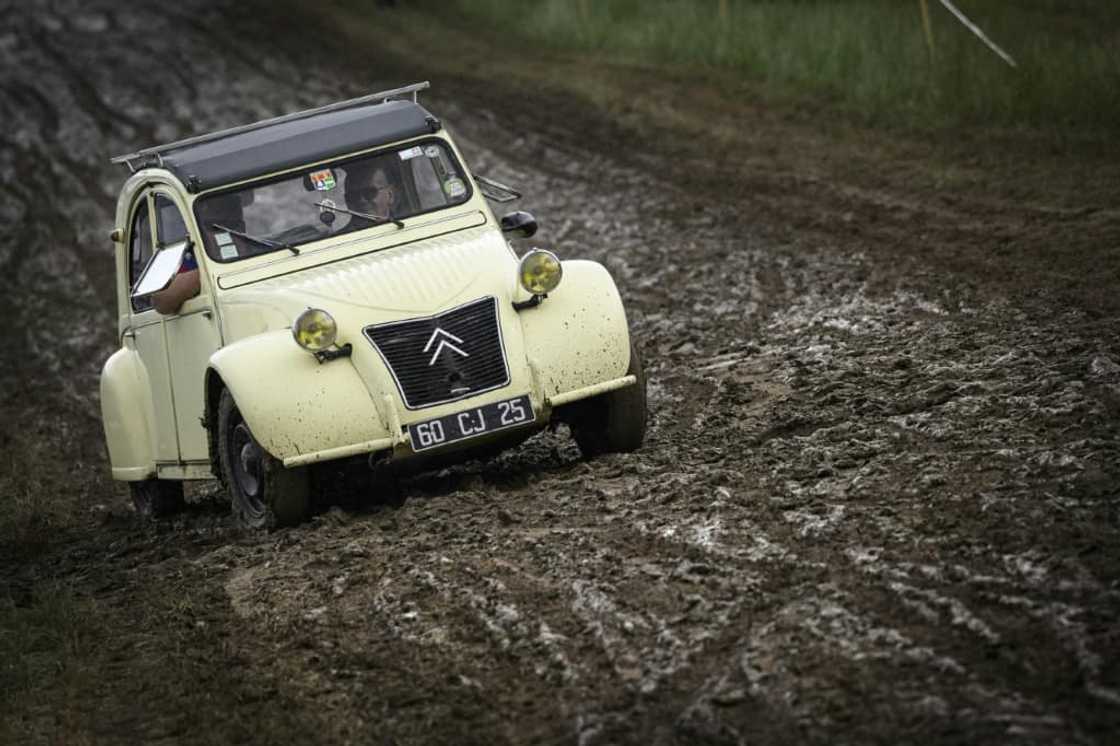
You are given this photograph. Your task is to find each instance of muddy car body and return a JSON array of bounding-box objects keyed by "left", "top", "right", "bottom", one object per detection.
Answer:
[{"left": 101, "top": 83, "right": 646, "bottom": 526}]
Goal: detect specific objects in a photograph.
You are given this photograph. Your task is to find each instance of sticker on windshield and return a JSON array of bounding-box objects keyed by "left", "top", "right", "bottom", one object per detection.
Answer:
[
  {"left": 443, "top": 177, "right": 466, "bottom": 198},
  {"left": 220, "top": 243, "right": 239, "bottom": 260},
  {"left": 398, "top": 146, "right": 423, "bottom": 160},
  {"left": 215, "top": 231, "right": 233, "bottom": 246},
  {"left": 423, "top": 145, "right": 441, "bottom": 159},
  {"left": 309, "top": 169, "right": 336, "bottom": 191}
]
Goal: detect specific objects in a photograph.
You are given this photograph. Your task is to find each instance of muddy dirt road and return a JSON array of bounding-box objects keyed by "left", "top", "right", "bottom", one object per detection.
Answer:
[{"left": 2, "top": 1, "right": 1118, "bottom": 744}]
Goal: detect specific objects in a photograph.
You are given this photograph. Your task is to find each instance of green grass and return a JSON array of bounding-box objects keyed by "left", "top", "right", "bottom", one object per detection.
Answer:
[
  {"left": 0, "top": 429, "right": 108, "bottom": 740},
  {"left": 0, "top": 580, "right": 106, "bottom": 746},
  {"left": 0, "top": 427, "right": 103, "bottom": 563},
  {"left": 435, "top": 0, "right": 1120, "bottom": 136},
  {"left": 0, "top": 583, "right": 102, "bottom": 698}
]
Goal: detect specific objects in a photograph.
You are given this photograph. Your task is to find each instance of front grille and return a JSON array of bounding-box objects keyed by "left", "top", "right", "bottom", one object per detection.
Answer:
[{"left": 363, "top": 297, "right": 509, "bottom": 409}]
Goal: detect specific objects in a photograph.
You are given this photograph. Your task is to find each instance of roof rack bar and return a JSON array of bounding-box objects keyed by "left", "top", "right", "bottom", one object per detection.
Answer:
[{"left": 110, "top": 81, "right": 430, "bottom": 165}]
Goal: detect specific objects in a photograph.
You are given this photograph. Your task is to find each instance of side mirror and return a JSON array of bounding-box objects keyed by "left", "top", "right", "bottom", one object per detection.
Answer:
[
  {"left": 131, "top": 240, "right": 189, "bottom": 300},
  {"left": 500, "top": 211, "right": 538, "bottom": 239}
]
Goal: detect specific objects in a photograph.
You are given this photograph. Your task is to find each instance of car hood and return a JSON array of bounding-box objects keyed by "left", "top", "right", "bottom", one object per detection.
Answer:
[{"left": 216, "top": 225, "right": 519, "bottom": 342}]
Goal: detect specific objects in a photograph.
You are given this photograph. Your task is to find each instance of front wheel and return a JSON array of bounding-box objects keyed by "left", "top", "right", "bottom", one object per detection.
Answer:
[
  {"left": 565, "top": 339, "right": 648, "bottom": 458},
  {"left": 217, "top": 388, "right": 310, "bottom": 529}
]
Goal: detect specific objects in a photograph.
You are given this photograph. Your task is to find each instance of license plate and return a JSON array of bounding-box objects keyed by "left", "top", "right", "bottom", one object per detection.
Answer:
[{"left": 407, "top": 394, "right": 535, "bottom": 452}]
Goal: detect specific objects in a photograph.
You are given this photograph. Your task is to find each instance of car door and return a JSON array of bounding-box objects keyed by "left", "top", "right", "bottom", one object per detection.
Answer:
[
  {"left": 126, "top": 193, "right": 180, "bottom": 462},
  {"left": 154, "top": 191, "right": 222, "bottom": 463}
]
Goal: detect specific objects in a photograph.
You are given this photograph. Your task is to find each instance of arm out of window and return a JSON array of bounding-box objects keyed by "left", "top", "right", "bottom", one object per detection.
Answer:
[{"left": 151, "top": 269, "right": 201, "bottom": 315}]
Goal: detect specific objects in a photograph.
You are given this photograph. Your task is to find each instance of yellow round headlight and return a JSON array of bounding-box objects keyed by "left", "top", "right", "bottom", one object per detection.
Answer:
[
  {"left": 292, "top": 308, "right": 338, "bottom": 352},
  {"left": 518, "top": 249, "right": 562, "bottom": 295}
]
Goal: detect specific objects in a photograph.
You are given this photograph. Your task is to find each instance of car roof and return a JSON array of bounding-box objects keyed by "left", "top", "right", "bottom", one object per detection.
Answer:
[
  {"left": 154, "top": 99, "right": 439, "bottom": 193},
  {"left": 112, "top": 85, "right": 441, "bottom": 194}
]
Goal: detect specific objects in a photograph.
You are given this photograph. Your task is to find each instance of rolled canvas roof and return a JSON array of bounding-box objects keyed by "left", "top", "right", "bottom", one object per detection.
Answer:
[{"left": 149, "top": 99, "right": 438, "bottom": 192}]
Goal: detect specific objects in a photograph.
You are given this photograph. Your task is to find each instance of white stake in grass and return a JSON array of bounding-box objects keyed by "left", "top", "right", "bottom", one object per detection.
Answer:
[{"left": 937, "top": 0, "right": 1018, "bottom": 68}]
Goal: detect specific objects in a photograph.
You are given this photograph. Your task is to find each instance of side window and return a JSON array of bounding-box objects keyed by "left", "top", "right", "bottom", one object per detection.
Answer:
[
  {"left": 154, "top": 194, "right": 189, "bottom": 247},
  {"left": 129, "top": 198, "right": 153, "bottom": 313}
]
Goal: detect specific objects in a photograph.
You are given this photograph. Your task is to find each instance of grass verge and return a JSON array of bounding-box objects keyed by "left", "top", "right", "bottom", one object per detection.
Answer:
[
  {"left": 0, "top": 581, "right": 104, "bottom": 744},
  {"left": 432, "top": 0, "right": 1119, "bottom": 139},
  {"left": 0, "top": 422, "right": 110, "bottom": 564}
]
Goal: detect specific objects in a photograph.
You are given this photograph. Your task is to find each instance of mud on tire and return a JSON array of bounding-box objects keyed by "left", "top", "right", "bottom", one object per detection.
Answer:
[
  {"left": 217, "top": 388, "right": 310, "bottom": 529},
  {"left": 564, "top": 339, "right": 648, "bottom": 458}
]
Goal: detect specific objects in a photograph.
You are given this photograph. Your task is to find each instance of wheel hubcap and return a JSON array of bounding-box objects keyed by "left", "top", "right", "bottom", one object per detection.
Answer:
[{"left": 231, "top": 421, "right": 264, "bottom": 511}]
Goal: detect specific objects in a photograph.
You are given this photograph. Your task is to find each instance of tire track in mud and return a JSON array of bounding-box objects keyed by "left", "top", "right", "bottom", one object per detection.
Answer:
[
  {"left": 459, "top": 120, "right": 1115, "bottom": 730},
  {"left": 2, "top": 1, "right": 1118, "bottom": 744},
  {"left": 239, "top": 100, "right": 1117, "bottom": 737}
]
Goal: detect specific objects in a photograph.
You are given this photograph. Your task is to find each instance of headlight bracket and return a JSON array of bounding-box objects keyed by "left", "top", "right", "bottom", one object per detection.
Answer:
[
  {"left": 512, "top": 293, "right": 546, "bottom": 312},
  {"left": 314, "top": 343, "right": 353, "bottom": 364}
]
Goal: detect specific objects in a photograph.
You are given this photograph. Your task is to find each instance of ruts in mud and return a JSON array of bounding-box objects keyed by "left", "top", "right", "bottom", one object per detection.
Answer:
[{"left": 1, "top": 1, "right": 1117, "bottom": 744}]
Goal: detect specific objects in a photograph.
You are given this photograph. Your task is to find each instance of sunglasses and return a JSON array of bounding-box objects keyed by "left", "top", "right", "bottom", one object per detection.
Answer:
[{"left": 352, "top": 184, "right": 394, "bottom": 198}]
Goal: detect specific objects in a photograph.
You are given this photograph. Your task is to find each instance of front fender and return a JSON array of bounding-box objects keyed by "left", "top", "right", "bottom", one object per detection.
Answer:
[
  {"left": 520, "top": 259, "right": 632, "bottom": 401},
  {"left": 208, "top": 330, "right": 390, "bottom": 461},
  {"left": 101, "top": 347, "right": 156, "bottom": 480}
]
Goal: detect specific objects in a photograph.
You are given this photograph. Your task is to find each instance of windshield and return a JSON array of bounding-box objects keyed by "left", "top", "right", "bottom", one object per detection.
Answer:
[{"left": 194, "top": 139, "right": 472, "bottom": 262}]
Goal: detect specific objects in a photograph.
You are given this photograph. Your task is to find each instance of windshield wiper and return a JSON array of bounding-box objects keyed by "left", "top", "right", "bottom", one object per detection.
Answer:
[
  {"left": 211, "top": 223, "right": 300, "bottom": 255},
  {"left": 314, "top": 202, "right": 404, "bottom": 229}
]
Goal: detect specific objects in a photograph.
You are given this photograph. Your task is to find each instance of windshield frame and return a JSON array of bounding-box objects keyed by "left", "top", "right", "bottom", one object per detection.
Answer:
[{"left": 191, "top": 136, "right": 474, "bottom": 264}]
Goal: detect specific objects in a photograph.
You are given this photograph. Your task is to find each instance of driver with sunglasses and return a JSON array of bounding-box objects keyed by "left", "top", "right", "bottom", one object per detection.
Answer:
[{"left": 342, "top": 163, "right": 399, "bottom": 231}]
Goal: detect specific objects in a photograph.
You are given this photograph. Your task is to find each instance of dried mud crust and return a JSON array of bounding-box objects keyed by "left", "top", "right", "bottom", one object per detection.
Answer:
[{"left": 1, "top": 0, "right": 1118, "bottom": 744}]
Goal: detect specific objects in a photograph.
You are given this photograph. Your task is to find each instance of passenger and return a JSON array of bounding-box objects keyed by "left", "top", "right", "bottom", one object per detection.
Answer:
[
  {"left": 204, "top": 192, "right": 247, "bottom": 234},
  {"left": 200, "top": 192, "right": 253, "bottom": 261}
]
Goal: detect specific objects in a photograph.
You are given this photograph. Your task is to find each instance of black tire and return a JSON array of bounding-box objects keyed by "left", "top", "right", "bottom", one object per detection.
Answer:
[
  {"left": 129, "top": 478, "right": 185, "bottom": 518},
  {"left": 217, "top": 388, "right": 310, "bottom": 529},
  {"left": 567, "top": 339, "right": 648, "bottom": 458}
]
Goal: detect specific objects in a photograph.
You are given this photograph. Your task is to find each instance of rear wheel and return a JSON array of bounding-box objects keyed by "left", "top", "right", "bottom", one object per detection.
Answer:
[
  {"left": 566, "top": 339, "right": 648, "bottom": 458},
  {"left": 217, "top": 388, "right": 310, "bottom": 529},
  {"left": 129, "top": 479, "right": 185, "bottom": 518}
]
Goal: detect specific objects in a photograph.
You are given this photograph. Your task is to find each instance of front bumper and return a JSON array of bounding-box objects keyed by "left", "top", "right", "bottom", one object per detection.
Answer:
[{"left": 280, "top": 373, "right": 637, "bottom": 468}]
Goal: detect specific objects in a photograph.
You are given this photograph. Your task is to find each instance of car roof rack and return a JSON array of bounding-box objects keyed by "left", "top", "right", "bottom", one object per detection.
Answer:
[{"left": 110, "top": 81, "right": 431, "bottom": 173}]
